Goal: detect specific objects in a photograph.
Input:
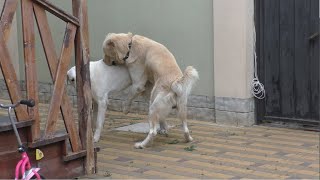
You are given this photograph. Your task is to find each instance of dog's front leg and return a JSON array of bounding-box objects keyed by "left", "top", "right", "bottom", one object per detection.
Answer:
[
  {"left": 92, "top": 100, "right": 98, "bottom": 131},
  {"left": 123, "top": 66, "right": 148, "bottom": 114},
  {"left": 123, "top": 84, "right": 146, "bottom": 114},
  {"left": 93, "top": 100, "right": 107, "bottom": 142}
]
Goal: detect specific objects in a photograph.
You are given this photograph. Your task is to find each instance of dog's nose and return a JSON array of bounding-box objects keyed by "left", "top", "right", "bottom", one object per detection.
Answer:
[
  {"left": 67, "top": 76, "right": 75, "bottom": 83},
  {"left": 112, "top": 61, "right": 116, "bottom": 66}
]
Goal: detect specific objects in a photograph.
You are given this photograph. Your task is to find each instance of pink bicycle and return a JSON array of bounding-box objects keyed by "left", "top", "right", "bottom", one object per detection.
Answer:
[{"left": 0, "top": 99, "right": 43, "bottom": 180}]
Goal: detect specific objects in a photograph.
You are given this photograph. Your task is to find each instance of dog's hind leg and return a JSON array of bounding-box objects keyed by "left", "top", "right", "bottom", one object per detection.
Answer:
[
  {"left": 158, "top": 119, "right": 169, "bottom": 135},
  {"left": 134, "top": 92, "right": 173, "bottom": 148},
  {"left": 177, "top": 100, "right": 193, "bottom": 142},
  {"left": 93, "top": 100, "right": 107, "bottom": 142}
]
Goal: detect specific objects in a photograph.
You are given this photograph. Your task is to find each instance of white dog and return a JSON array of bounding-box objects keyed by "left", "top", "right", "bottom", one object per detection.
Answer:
[
  {"left": 67, "top": 59, "right": 131, "bottom": 142},
  {"left": 103, "top": 33, "right": 199, "bottom": 148}
]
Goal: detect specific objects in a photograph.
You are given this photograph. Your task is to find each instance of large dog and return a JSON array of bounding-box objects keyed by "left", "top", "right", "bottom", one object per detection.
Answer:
[
  {"left": 67, "top": 59, "right": 132, "bottom": 142},
  {"left": 102, "top": 33, "right": 199, "bottom": 148}
]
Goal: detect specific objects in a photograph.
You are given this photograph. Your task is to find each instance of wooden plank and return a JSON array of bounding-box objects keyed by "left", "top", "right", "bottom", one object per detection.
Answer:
[
  {"left": 72, "top": 0, "right": 94, "bottom": 174},
  {"left": 264, "top": 0, "right": 281, "bottom": 116},
  {"left": 254, "top": 0, "right": 266, "bottom": 123},
  {"left": 29, "top": 131, "right": 68, "bottom": 148},
  {"left": 32, "top": 0, "right": 79, "bottom": 26},
  {"left": 33, "top": 3, "right": 81, "bottom": 152},
  {"left": 279, "top": 0, "right": 295, "bottom": 117},
  {"left": 0, "top": 118, "right": 33, "bottom": 132},
  {"left": 63, "top": 150, "right": 87, "bottom": 162},
  {"left": 21, "top": 0, "right": 40, "bottom": 140},
  {"left": 309, "top": 0, "right": 319, "bottom": 120},
  {"left": 294, "top": 0, "right": 311, "bottom": 118},
  {"left": 44, "top": 23, "right": 76, "bottom": 136},
  {"left": 0, "top": 28, "right": 28, "bottom": 122},
  {"left": 0, "top": 0, "right": 18, "bottom": 42}
]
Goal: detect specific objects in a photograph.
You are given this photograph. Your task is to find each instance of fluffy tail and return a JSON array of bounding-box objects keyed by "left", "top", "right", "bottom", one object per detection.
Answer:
[{"left": 172, "top": 66, "right": 199, "bottom": 103}]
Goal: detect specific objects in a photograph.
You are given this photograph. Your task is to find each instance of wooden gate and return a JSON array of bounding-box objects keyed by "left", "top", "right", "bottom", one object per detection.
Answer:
[
  {"left": 0, "top": 0, "right": 94, "bottom": 176},
  {"left": 255, "top": 0, "right": 319, "bottom": 126}
]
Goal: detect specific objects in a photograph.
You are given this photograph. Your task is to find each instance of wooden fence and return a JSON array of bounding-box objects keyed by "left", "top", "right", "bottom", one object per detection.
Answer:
[{"left": 0, "top": 0, "right": 94, "bottom": 173}]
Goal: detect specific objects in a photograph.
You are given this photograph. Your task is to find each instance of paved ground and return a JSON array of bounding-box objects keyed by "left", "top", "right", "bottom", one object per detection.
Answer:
[
  {"left": 80, "top": 111, "right": 319, "bottom": 179},
  {"left": 0, "top": 100, "right": 319, "bottom": 179}
]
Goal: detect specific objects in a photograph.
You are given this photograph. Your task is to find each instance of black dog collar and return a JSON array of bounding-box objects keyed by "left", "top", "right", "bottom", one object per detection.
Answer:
[{"left": 123, "top": 39, "right": 133, "bottom": 61}]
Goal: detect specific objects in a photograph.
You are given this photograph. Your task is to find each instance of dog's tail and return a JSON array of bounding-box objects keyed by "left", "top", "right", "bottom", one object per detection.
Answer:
[{"left": 171, "top": 66, "right": 199, "bottom": 105}]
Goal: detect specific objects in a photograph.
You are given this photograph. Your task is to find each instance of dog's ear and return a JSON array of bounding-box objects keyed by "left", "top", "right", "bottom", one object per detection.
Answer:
[
  {"left": 102, "top": 34, "right": 116, "bottom": 66},
  {"left": 103, "top": 54, "right": 113, "bottom": 66},
  {"left": 104, "top": 33, "right": 116, "bottom": 48},
  {"left": 106, "top": 39, "right": 115, "bottom": 47}
]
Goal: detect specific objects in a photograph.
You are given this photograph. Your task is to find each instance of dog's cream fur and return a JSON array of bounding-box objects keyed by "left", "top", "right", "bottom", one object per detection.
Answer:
[
  {"left": 67, "top": 59, "right": 132, "bottom": 142},
  {"left": 103, "top": 33, "right": 199, "bottom": 148}
]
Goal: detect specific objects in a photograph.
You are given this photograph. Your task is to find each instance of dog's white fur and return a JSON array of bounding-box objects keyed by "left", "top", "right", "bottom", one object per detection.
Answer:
[
  {"left": 67, "top": 59, "right": 131, "bottom": 142},
  {"left": 103, "top": 33, "right": 199, "bottom": 148}
]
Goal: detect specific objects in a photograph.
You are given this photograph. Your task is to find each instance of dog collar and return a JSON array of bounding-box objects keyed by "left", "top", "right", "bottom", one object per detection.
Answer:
[{"left": 123, "top": 39, "right": 133, "bottom": 61}]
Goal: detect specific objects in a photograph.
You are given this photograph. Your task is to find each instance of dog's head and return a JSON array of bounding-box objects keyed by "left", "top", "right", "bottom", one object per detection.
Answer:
[
  {"left": 67, "top": 66, "right": 76, "bottom": 85},
  {"left": 102, "top": 32, "right": 133, "bottom": 66}
]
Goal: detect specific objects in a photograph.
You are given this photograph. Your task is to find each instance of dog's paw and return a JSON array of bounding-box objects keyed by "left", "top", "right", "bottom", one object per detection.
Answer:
[
  {"left": 185, "top": 134, "right": 193, "bottom": 142},
  {"left": 122, "top": 102, "right": 130, "bottom": 114},
  {"left": 93, "top": 135, "right": 100, "bottom": 143},
  {"left": 123, "top": 108, "right": 130, "bottom": 115},
  {"left": 134, "top": 142, "right": 145, "bottom": 149},
  {"left": 158, "top": 128, "right": 168, "bottom": 136}
]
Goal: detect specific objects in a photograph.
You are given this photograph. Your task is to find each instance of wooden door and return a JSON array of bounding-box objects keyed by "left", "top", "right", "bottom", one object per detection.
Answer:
[{"left": 255, "top": 0, "right": 319, "bottom": 126}]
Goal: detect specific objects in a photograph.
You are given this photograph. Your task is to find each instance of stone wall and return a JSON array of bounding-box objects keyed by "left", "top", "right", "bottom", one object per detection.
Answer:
[{"left": 0, "top": 80, "right": 215, "bottom": 121}]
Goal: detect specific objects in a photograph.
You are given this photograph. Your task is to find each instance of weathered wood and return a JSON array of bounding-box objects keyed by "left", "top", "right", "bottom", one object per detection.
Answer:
[
  {"left": 21, "top": 0, "right": 40, "bottom": 141},
  {"left": 44, "top": 23, "right": 76, "bottom": 137},
  {"left": 309, "top": 0, "right": 319, "bottom": 120},
  {"left": 63, "top": 150, "right": 87, "bottom": 162},
  {"left": 33, "top": 3, "right": 81, "bottom": 152},
  {"left": 0, "top": 29, "right": 28, "bottom": 122},
  {"left": 279, "top": 0, "right": 295, "bottom": 117},
  {"left": 29, "top": 131, "right": 68, "bottom": 148},
  {"left": 0, "top": 0, "right": 23, "bottom": 121},
  {"left": 1, "top": 138, "right": 85, "bottom": 179},
  {"left": 0, "top": 0, "right": 18, "bottom": 42},
  {"left": 0, "top": 118, "right": 33, "bottom": 132},
  {"left": 294, "top": 0, "right": 311, "bottom": 118},
  {"left": 264, "top": 0, "right": 281, "bottom": 116},
  {"left": 72, "top": 0, "right": 94, "bottom": 174},
  {"left": 254, "top": 0, "right": 265, "bottom": 123},
  {"left": 256, "top": 0, "right": 319, "bottom": 125},
  {"left": 0, "top": 122, "right": 30, "bottom": 152},
  {"left": 32, "top": 0, "right": 79, "bottom": 26}
]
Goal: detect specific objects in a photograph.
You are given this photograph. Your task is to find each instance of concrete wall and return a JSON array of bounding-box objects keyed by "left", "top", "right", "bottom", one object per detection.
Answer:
[
  {"left": 17, "top": 0, "right": 214, "bottom": 97},
  {"left": 213, "top": 0, "right": 255, "bottom": 126},
  {"left": 213, "top": 0, "right": 254, "bottom": 99}
]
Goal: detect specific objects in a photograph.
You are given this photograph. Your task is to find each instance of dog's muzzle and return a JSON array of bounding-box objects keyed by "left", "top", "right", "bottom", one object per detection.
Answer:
[
  {"left": 67, "top": 76, "right": 75, "bottom": 85},
  {"left": 112, "top": 61, "right": 116, "bottom": 66}
]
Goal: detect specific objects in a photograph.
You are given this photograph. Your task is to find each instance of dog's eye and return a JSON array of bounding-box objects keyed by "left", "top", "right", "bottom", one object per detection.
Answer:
[{"left": 112, "top": 61, "right": 116, "bottom": 66}]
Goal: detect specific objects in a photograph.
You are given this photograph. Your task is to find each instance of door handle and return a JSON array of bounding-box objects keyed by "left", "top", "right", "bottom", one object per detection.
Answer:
[{"left": 309, "top": 32, "right": 319, "bottom": 41}]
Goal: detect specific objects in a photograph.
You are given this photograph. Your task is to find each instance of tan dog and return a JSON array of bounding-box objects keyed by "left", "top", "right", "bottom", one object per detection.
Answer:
[{"left": 103, "top": 33, "right": 199, "bottom": 148}]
